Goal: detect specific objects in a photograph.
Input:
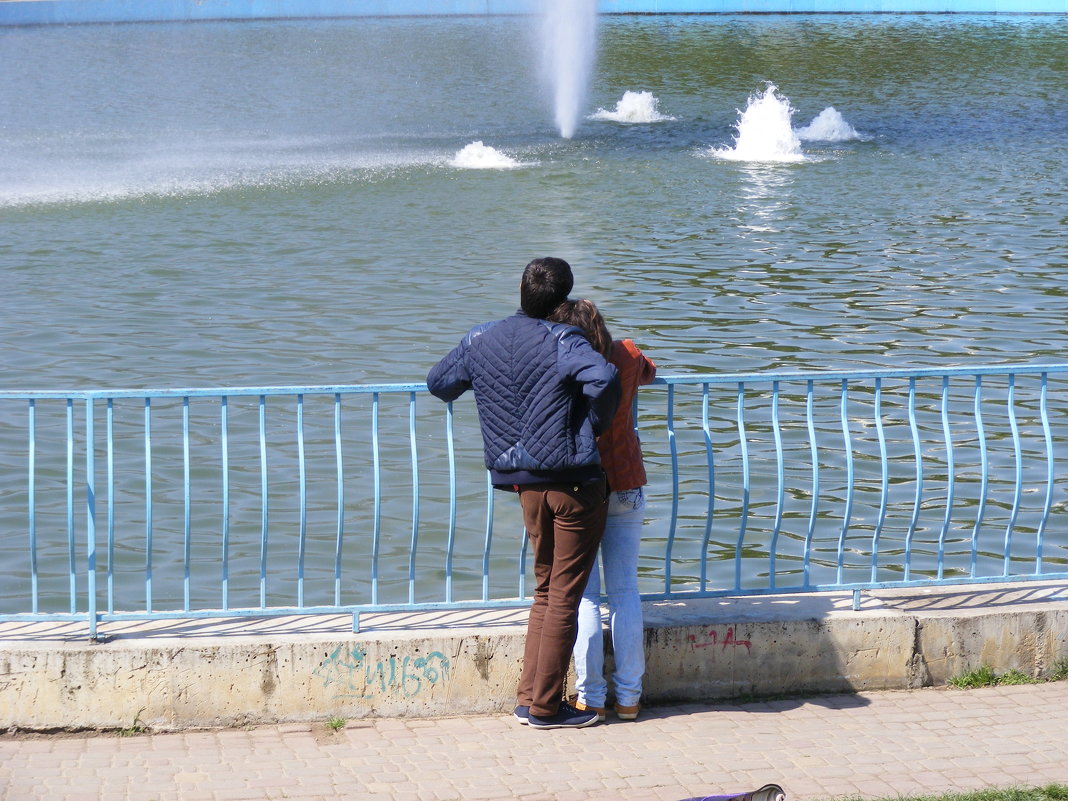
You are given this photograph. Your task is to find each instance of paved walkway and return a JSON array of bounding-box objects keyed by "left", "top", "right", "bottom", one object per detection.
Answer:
[{"left": 3, "top": 682, "right": 1068, "bottom": 801}]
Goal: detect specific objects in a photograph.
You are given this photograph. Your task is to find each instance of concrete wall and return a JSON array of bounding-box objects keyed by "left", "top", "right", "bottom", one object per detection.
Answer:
[
  {"left": 1, "top": 582, "right": 1065, "bottom": 731},
  {"left": 1, "top": 0, "right": 1065, "bottom": 27}
]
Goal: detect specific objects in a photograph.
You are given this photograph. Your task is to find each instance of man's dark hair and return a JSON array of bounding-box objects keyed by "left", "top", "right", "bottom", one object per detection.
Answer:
[{"left": 521, "top": 257, "right": 574, "bottom": 319}]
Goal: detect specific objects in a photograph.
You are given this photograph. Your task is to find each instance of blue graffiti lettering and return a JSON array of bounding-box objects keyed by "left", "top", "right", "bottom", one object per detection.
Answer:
[{"left": 314, "top": 647, "right": 450, "bottom": 699}]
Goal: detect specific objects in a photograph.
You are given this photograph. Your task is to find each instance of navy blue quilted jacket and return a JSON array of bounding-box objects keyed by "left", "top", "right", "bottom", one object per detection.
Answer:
[{"left": 426, "top": 311, "right": 621, "bottom": 486}]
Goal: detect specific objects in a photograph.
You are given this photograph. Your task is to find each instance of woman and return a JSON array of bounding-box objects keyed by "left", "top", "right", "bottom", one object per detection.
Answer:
[{"left": 548, "top": 299, "right": 656, "bottom": 721}]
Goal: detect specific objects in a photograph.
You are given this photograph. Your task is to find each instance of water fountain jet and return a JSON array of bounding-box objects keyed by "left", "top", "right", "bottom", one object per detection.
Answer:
[{"left": 540, "top": 0, "right": 598, "bottom": 139}]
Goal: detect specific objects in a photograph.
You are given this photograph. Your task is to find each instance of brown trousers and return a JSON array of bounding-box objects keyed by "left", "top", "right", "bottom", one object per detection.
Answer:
[{"left": 515, "top": 477, "right": 608, "bottom": 717}]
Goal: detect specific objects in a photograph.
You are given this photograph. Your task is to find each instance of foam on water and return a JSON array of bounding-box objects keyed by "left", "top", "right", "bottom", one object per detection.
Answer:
[
  {"left": 589, "top": 91, "right": 676, "bottom": 124},
  {"left": 448, "top": 141, "right": 525, "bottom": 170},
  {"left": 796, "top": 107, "right": 862, "bottom": 142},
  {"left": 711, "top": 83, "right": 805, "bottom": 163}
]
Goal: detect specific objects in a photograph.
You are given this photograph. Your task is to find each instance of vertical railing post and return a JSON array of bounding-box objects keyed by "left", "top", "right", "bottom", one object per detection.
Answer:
[
  {"left": 1037, "top": 373, "right": 1053, "bottom": 572},
  {"left": 334, "top": 393, "right": 344, "bottom": 607},
  {"left": 371, "top": 392, "right": 381, "bottom": 604},
  {"left": 182, "top": 396, "right": 191, "bottom": 611},
  {"left": 734, "top": 382, "right": 749, "bottom": 592},
  {"left": 905, "top": 377, "right": 922, "bottom": 581},
  {"left": 937, "top": 375, "right": 954, "bottom": 580},
  {"left": 769, "top": 381, "right": 784, "bottom": 590},
  {"left": 27, "top": 399, "right": 38, "bottom": 614},
  {"left": 1003, "top": 373, "right": 1022, "bottom": 575},
  {"left": 86, "top": 397, "right": 98, "bottom": 640},
  {"left": 700, "top": 383, "right": 715, "bottom": 592},
  {"left": 871, "top": 377, "right": 888, "bottom": 583},
  {"left": 803, "top": 380, "right": 818, "bottom": 589},
  {"left": 836, "top": 379, "right": 854, "bottom": 586},
  {"left": 483, "top": 470, "right": 494, "bottom": 602},
  {"left": 106, "top": 399, "right": 115, "bottom": 614},
  {"left": 408, "top": 391, "right": 420, "bottom": 606},
  {"left": 664, "top": 383, "right": 679, "bottom": 593},
  {"left": 66, "top": 398, "right": 75, "bottom": 614},
  {"left": 445, "top": 401, "right": 457, "bottom": 603},
  {"left": 970, "top": 376, "right": 987, "bottom": 577},
  {"left": 144, "top": 397, "right": 153, "bottom": 612},
  {"left": 296, "top": 393, "right": 306, "bottom": 608},
  {"left": 258, "top": 394, "right": 268, "bottom": 608},
  {"left": 221, "top": 396, "right": 230, "bottom": 610}
]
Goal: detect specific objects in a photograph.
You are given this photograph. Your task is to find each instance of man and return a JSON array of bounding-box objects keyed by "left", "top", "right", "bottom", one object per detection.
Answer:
[{"left": 426, "top": 257, "right": 620, "bottom": 729}]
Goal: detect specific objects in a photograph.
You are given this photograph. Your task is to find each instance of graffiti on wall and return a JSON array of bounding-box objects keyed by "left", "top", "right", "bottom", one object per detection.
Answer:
[
  {"left": 314, "top": 645, "right": 450, "bottom": 699},
  {"left": 687, "top": 626, "right": 753, "bottom": 655}
]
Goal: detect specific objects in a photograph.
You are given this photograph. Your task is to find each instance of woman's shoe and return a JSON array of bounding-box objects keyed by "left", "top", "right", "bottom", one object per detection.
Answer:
[
  {"left": 615, "top": 703, "right": 640, "bottom": 720},
  {"left": 574, "top": 699, "right": 606, "bottom": 722}
]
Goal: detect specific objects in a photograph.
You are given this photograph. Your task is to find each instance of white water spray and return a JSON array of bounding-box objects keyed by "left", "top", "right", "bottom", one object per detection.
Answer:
[
  {"left": 589, "top": 91, "right": 676, "bottom": 124},
  {"left": 541, "top": 0, "right": 598, "bottom": 139},
  {"left": 712, "top": 83, "right": 805, "bottom": 163},
  {"left": 449, "top": 141, "right": 525, "bottom": 170},
  {"left": 796, "top": 107, "right": 862, "bottom": 142},
  {"left": 0, "top": 135, "right": 442, "bottom": 208}
]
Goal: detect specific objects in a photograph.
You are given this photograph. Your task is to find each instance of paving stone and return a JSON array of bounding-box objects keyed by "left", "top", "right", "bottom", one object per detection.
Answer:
[{"left": 4, "top": 684, "right": 1068, "bottom": 800}]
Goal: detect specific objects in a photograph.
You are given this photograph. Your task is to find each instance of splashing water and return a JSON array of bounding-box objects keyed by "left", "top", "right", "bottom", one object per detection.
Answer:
[
  {"left": 796, "top": 107, "right": 862, "bottom": 142},
  {"left": 449, "top": 141, "right": 523, "bottom": 170},
  {"left": 541, "top": 0, "right": 598, "bottom": 139},
  {"left": 712, "top": 83, "right": 805, "bottom": 163},
  {"left": 589, "top": 90, "right": 676, "bottom": 124}
]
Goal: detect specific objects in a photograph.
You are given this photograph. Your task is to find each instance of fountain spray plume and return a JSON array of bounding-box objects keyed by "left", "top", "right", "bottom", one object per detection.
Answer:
[
  {"left": 590, "top": 91, "right": 676, "bottom": 124},
  {"left": 713, "top": 83, "right": 805, "bottom": 163},
  {"left": 540, "top": 0, "right": 598, "bottom": 139}
]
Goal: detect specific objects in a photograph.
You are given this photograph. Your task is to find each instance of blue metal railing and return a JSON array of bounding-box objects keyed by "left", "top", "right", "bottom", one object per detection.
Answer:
[{"left": 1, "top": 363, "right": 1067, "bottom": 639}]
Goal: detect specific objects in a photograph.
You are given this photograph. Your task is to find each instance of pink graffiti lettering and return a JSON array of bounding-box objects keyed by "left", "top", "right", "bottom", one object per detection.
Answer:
[{"left": 686, "top": 626, "right": 752, "bottom": 654}]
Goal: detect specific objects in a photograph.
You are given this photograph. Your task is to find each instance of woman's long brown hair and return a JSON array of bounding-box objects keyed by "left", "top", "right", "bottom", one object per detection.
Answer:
[{"left": 548, "top": 299, "right": 613, "bottom": 360}]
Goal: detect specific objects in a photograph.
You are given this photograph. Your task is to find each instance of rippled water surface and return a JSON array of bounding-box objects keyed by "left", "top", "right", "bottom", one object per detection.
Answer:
[
  {"left": 3, "top": 15, "right": 1067, "bottom": 389},
  {"left": 2, "top": 15, "right": 1067, "bottom": 611}
]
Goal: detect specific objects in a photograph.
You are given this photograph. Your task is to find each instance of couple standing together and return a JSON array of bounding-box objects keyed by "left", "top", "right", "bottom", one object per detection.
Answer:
[{"left": 426, "top": 256, "right": 656, "bottom": 730}]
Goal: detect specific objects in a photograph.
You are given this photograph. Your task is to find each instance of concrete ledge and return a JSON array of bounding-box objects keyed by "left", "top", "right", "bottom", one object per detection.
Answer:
[{"left": 1, "top": 582, "right": 1066, "bottom": 731}]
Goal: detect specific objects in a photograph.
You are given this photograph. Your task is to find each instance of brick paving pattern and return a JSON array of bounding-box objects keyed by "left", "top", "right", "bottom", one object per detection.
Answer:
[{"left": 2, "top": 683, "right": 1067, "bottom": 801}]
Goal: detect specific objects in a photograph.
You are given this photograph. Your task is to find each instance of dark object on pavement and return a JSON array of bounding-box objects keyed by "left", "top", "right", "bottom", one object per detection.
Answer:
[{"left": 678, "top": 783, "right": 787, "bottom": 801}]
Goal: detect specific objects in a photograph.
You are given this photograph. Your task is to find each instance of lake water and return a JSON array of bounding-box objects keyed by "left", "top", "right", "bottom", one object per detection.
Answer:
[
  {"left": 1, "top": 14, "right": 1067, "bottom": 612},
  {"left": 3, "top": 15, "right": 1067, "bottom": 390}
]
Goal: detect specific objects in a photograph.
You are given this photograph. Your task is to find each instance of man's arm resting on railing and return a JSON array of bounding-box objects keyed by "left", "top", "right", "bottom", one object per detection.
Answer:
[{"left": 427, "top": 326, "right": 484, "bottom": 402}]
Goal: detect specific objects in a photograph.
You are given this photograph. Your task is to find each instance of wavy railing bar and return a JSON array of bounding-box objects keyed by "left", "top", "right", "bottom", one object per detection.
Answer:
[
  {"left": 698, "top": 384, "right": 715, "bottom": 593},
  {"left": 221, "top": 396, "right": 230, "bottom": 609},
  {"left": 905, "top": 377, "right": 922, "bottom": 581},
  {"left": 444, "top": 401, "right": 457, "bottom": 603},
  {"left": 803, "top": 379, "right": 818, "bottom": 589},
  {"left": 333, "top": 394, "right": 344, "bottom": 607},
  {"left": 871, "top": 378, "right": 889, "bottom": 583},
  {"left": 971, "top": 377, "right": 987, "bottom": 576},
  {"left": 1038, "top": 374, "right": 1054, "bottom": 571},
  {"left": 664, "top": 383, "right": 679, "bottom": 593},
  {"left": 769, "top": 381, "right": 784, "bottom": 591}
]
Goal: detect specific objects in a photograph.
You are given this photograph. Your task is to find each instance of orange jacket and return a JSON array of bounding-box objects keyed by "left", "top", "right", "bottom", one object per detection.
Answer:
[{"left": 597, "top": 339, "right": 656, "bottom": 492}]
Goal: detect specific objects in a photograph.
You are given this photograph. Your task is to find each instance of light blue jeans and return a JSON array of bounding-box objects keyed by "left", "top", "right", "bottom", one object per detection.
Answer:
[{"left": 573, "top": 488, "right": 645, "bottom": 709}]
